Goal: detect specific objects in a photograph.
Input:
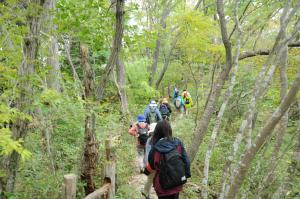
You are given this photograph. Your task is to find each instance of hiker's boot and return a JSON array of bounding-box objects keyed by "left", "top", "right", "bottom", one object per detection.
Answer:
[{"left": 141, "top": 189, "right": 150, "bottom": 199}]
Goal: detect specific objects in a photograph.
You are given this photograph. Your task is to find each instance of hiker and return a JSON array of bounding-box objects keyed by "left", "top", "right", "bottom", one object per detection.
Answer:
[
  {"left": 173, "top": 88, "right": 185, "bottom": 116},
  {"left": 144, "top": 100, "right": 162, "bottom": 124},
  {"left": 141, "top": 122, "right": 157, "bottom": 199},
  {"left": 182, "top": 89, "right": 193, "bottom": 115},
  {"left": 144, "top": 120, "right": 191, "bottom": 199},
  {"left": 173, "top": 86, "right": 179, "bottom": 98},
  {"left": 129, "top": 114, "right": 150, "bottom": 173},
  {"left": 159, "top": 98, "right": 172, "bottom": 120}
]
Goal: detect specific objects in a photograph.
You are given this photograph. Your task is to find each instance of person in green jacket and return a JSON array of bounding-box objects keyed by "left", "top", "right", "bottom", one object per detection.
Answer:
[{"left": 182, "top": 89, "right": 193, "bottom": 115}]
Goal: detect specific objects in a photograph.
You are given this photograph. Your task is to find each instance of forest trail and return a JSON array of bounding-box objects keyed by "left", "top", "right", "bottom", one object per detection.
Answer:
[
  {"left": 128, "top": 158, "right": 158, "bottom": 199},
  {"left": 128, "top": 111, "right": 182, "bottom": 199}
]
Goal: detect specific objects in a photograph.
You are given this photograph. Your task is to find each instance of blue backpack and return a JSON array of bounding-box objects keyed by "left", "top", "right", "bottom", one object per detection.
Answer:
[{"left": 174, "top": 97, "right": 182, "bottom": 109}]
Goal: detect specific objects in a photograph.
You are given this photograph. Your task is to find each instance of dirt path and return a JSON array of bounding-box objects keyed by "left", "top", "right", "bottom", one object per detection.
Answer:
[
  {"left": 128, "top": 171, "right": 158, "bottom": 199},
  {"left": 128, "top": 110, "right": 183, "bottom": 199}
]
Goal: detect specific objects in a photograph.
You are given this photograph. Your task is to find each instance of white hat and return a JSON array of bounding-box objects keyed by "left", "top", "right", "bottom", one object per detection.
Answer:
[
  {"left": 149, "top": 100, "right": 157, "bottom": 107},
  {"left": 149, "top": 123, "right": 157, "bottom": 133}
]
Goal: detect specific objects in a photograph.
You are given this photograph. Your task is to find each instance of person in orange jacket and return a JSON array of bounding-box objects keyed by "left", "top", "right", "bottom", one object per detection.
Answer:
[{"left": 129, "top": 114, "right": 150, "bottom": 173}]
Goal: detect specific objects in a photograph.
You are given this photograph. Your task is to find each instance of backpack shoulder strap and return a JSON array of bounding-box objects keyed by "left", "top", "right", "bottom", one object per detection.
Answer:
[
  {"left": 173, "top": 137, "right": 183, "bottom": 153},
  {"left": 136, "top": 123, "right": 140, "bottom": 128},
  {"left": 154, "top": 150, "right": 161, "bottom": 170}
]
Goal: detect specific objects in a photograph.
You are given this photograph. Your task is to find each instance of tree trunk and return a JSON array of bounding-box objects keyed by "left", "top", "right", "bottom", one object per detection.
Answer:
[
  {"left": 187, "top": 0, "right": 233, "bottom": 162},
  {"left": 148, "top": 0, "right": 172, "bottom": 86},
  {"left": 46, "top": 37, "right": 61, "bottom": 91},
  {"left": 272, "top": 100, "right": 300, "bottom": 199},
  {"left": 96, "top": 0, "right": 124, "bottom": 100},
  {"left": 0, "top": 0, "right": 46, "bottom": 194},
  {"left": 116, "top": 57, "right": 129, "bottom": 116},
  {"left": 155, "top": 33, "right": 179, "bottom": 89},
  {"left": 257, "top": 45, "right": 289, "bottom": 198},
  {"left": 194, "top": 0, "right": 203, "bottom": 10},
  {"left": 154, "top": 0, "right": 204, "bottom": 88},
  {"left": 80, "top": 45, "right": 99, "bottom": 195},
  {"left": 44, "top": 0, "right": 61, "bottom": 92},
  {"left": 220, "top": 3, "right": 300, "bottom": 196},
  {"left": 64, "top": 37, "right": 84, "bottom": 96},
  {"left": 224, "top": 67, "right": 300, "bottom": 199},
  {"left": 0, "top": 25, "right": 14, "bottom": 50},
  {"left": 202, "top": 3, "right": 242, "bottom": 196},
  {"left": 36, "top": 108, "right": 56, "bottom": 173}
]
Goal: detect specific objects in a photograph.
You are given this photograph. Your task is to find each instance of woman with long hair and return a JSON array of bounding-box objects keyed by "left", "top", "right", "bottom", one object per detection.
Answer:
[{"left": 144, "top": 120, "right": 191, "bottom": 199}]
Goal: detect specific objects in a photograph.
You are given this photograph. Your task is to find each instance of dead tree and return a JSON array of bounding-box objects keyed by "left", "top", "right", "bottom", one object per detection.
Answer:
[{"left": 80, "top": 45, "right": 99, "bottom": 195}]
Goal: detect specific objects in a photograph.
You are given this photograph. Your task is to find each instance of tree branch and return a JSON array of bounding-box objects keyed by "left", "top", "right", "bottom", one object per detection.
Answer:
[{"left": 239, "top": 41, "right": 300, "bottom": 60}]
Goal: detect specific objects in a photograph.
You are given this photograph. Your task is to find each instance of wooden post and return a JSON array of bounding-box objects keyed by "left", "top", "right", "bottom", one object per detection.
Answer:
[
  {"left": 105, "top": 139, "right": 113, "bottom": 161},
  {"left": 62, "top": 174, "right": 76, "bottom": 199},
  {"left": 102, "top": 139, "right": 116, "bottom": 199}
]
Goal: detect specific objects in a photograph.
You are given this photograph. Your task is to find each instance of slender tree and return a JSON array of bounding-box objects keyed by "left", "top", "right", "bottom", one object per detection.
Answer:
[
  {"left": 202, "top": 1, "right": 242, "bottom": 197},
  {"left": 64, "top": 37, "right": 83, "bottom": 96},
  {"left": 155, "top": 0, "right": 203, "bottom": 89},
  {"left": 256, "top": 45, "right": 289, "bottom": 198},
  {"left": 224, "top": 67, "right": 300, "bottom": 199},
  {"left": 219, "top": 2, "right": 300, "bottom": 196},
  {"left": 272, "top": 100, "right": 300, "bottom": 199},
  {"left": 96, "top": 0, "right": 124, "bottom": 100},
  {"left": 116, "top": 57, "right": 129, "bottom": 116},
  {"left": 148, "top": 0, "right": 173, "bottom": 86},
  {"left": 187, "top": 0, "right": 233, "bottom": 162}
]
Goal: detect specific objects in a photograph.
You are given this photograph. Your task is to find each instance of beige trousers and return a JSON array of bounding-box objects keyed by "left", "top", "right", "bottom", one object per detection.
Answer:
[
  {"left": 143, "top": 172, "right": 155, "bottom": 196},
  {"left": 137, "top": 147, "right": 145, "bottom": 171}
]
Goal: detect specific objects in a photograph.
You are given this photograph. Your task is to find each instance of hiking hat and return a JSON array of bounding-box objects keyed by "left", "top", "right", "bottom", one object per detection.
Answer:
[
  {"left": 149, "top": 123, "right": 157, "bottom": 133},
  {"left": 137, "top": 114, "right": 146, "bottom": 122},
  {"left": 149, "top": 100, "right": 157, "bottom": 107},
  {"left": 162, "top": 98, "right": 168, "bottom": 104}
]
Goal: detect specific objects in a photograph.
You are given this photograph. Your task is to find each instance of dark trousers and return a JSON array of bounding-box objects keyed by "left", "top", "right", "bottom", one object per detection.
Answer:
[{"left": 158, "top": 193, "right": 179, "bottom": 199}]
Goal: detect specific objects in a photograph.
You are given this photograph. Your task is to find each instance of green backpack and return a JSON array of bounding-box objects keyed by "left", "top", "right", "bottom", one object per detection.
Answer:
[{"left": 148, "top": 109, "right": 157, "bottom": 124}]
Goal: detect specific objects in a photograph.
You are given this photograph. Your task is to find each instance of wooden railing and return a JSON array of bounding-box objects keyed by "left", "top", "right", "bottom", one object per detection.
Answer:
[{"left": 62, "top": 139, "right": 116, "bottom": 199}]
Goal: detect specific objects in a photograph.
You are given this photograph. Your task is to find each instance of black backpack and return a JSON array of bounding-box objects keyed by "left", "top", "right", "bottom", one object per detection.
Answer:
[
  {"left": 159, "top": 104, "right": 170, "bottom": 117},
  {"left": 158, "top": 146, "right": 187, "bottom": 189},
  {"left": 136, "top": 123, "right": 149, "bottom": 145},
  {"left": 185, "top": 98, "right": 190, "bottom": 104}
]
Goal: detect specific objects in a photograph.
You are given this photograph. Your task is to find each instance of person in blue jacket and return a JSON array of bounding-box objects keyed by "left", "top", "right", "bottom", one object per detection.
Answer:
[
  {"left": 173, "top": 87, "right": 185, "bottom": 116},
  {"left": 144, "top": 100, "right": 162, "bottom": 124}
]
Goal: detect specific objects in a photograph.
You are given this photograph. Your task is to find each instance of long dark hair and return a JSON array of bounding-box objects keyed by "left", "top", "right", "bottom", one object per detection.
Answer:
[{"left": 152, "top": 120, "right": 173, "bottom": 144}]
